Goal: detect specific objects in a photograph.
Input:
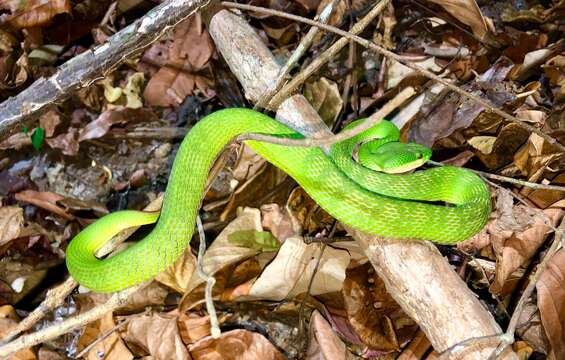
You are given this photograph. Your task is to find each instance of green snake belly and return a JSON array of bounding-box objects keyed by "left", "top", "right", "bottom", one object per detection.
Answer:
[{"left": 66, "top": 108, "right": 491, "bottom": 292}]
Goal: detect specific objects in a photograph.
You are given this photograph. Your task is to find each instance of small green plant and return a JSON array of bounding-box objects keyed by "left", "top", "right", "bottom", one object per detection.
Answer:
[{"left": 23, "top": 126, "right": 45, "bottom": 151}]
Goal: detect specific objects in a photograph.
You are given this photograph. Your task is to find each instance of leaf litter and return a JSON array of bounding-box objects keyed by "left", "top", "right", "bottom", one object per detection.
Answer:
[{"left": 0, "top": 0, "right": 564, "bottom": 359}]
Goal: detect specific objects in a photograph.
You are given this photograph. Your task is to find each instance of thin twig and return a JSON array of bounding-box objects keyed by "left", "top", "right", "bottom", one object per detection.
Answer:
[
  {"left": 298, "top": 221, "right": 337, "bottom": 338},
  {"left": 428, "top": 160, "right": 565, "bottom": 192},
  {"left": 0, "top": 277, "right": 77, "bottom": 344},
  {"left": 196, "top": 215, "right": 221, "bottom": 338},
  {"left": 240, "top": 86, "right": 415, "bottom": 146},
  {"left": 265, "top": 0, "right": 391, "bottom": 109},
  {"left": 254, "top": 0, "right": 341, "bottom": 110},
  {"left": 222, "top": 2, "right": 565, "bottom": 153},
  {"left": 0, "top": 283, "right": 147, "bottom": 358}
]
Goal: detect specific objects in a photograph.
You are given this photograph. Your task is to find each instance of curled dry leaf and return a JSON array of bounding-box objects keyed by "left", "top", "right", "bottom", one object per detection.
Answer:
[
  {"left": 121, "top": 311, "right": 189, "bottom": 360},
  {"left": 0, "top": 206, "right": 24, "bottom": 247},
  {"left": 3, "top": 0, "right": 71, "bottom": 29},
  {"left": 155, "top": 248, "right": 196, "bottom": 294},
  {"left": 536, "top": 249, "right": 565, "bottom": 360},
  {"left": 304, "top": 77, "right": 343, "bottom": 126},
  {"left": 15, "top": 190, "right": 74, "bottom": 220},
  {"left": 514, "top": 133, "right": 563, "bottom": 181},
  {"left": 178, "top": 312, "right": 211, "bottom": 344},
  {"left": 426, "top": 0, "right": 495, "bottom": 43},
  {"left": 188, "top": 329, "right": 286, "bottom": 360},
  {"left": 100, "top": 73, "right": 145, "bottom": 109},
  {"left": 182, "top": 207, "right": 264, "bottom": 295},
  {"left": 490, "top": 199, "right": 565, "bottom": 295},
  {"left": 342, "top": 263, "right": 408, "bottom": 351},
  {"left": 46, "top": 128, "right": 80, "bottom": 156},
  {"left": 39, "top": 110, "right": 62, "bottom": 137},
  {"left": 78, "top": 107, "right": 159, "bottom": 142},
  {"left": 306, "top": 310, "right": 351, "bottom": 360},
  {"left": 0, "top": 305, "right": 36, "bottom": 359}
]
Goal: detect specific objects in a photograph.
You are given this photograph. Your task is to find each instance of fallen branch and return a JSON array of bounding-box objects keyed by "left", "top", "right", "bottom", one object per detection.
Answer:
[
  {"left": 0, "top": 0, "right": 212, "bottom": 140},
  {"left": 209, "top": 9, "right": 516, "bottom": 359},
  {"left": 222, "top": 2, "right": 565, "bottom": 154}
]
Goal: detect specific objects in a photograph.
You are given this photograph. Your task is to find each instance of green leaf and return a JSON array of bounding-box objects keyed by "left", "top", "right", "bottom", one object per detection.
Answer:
[
  {"left": 30, "top": 127, "right": 45, "bottom": 151},
  {"left": 227, "top": 230, "right": 281, "bottom": 251}
]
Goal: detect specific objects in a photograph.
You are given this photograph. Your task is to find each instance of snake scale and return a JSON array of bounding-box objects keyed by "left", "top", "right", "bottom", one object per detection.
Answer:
[{"left": 66, "top": 108, "right": 491, "bottom": 292}]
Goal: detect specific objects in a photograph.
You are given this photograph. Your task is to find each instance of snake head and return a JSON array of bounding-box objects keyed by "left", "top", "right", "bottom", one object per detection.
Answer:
[{"left": 358, "top": 141, "right": 432, "bottom": 174}]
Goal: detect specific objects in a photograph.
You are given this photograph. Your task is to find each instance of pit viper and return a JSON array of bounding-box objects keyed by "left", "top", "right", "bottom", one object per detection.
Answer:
[{"left": 66, "top": 108, "right": 490, "bottom": 292}]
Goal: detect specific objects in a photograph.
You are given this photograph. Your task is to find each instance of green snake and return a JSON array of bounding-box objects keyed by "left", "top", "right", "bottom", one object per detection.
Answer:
[{"left": 66, "top": 108, "right": 490, "bottom": 292}]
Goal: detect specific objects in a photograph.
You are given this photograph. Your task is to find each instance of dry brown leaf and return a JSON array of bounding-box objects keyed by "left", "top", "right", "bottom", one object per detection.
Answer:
[
  {"left": 46, "top": 128, "right": 80, "bottom": 156},
  {"left": 178, "top": 313, "right": 211, "bottom": 344},
  {"left": 515, "top": 301, "right": 549, "bottom": 356},
  {"left": 260, "top": 203, "right": 299, "bottom": 243},
  {"left": 155, "top": 249, "right": 196, "bottom": 294},
  {"left": 4, "top": 0, "right": 71, "bottom": 29},
  {"left": 39, "top": 110, "right": 62, "bottom": 137},
  {"left": 304, "top": 77, "right": 343, "bottom": 126},
  {"left": 170, "top": 16, "right": 214, "bottom": 71},
  {"left": 537, "top": 249, "right": 565, "bottom": 360},
  {"left": 245, "top": 236, "right": 349, "bottom": 301},
  {"left": 188, "top": 329, "right": 286, "bottom": 360},
  {"left": 119, "top": 282, "right": 169, "bottom": 313},
  {"left": 146, "top": 66, "right": 214, "bottom": 107},
  {"left": 15, "top": 190, "right": 74, "bottom": 220},
  {"left": 514, "top": 133, "right": 564, "bottom": 180},
  {"left": 78, "top": 108, "right": 158, "bottom": 141},
  {"left": 306, "top": 310, "right": 351, "bottom": 360},
  {"left": 315, "top": 0, "right": 347, "bottom": 27},
  {"left": 0, "top": 207, "right": 24, "bottom": 247},
  {"left": 0, "top": 133, "right": 32, "bottom": 150},
  {"left": 77, "top": 312, "right": 133, "bottom": 360},
  {"left": 182, "top": 208, "right": 263, "bottom": 297},
  {"left": 0, "top": 305, "right": 36, "bottom": 360},
  {"left": 142, "top": 14, "right": 214, "bottom": 107},
  {"left": 342, "top": 263, "right": 403, "bottom": 351},
  {"left": 490, "top": 199, "right": 565, "bottom": 295},
  {"left": 121, "top": 311, "right": 190, "bottom": 360},
  {"left": 526, "top": 172, "right": 565, "bottom": 210},
  {"left": 0, "top": 261, "right": 47, "bottom": 304},
  {"left": 37, "top": 347, "right": 67, "bottom": 360},
  {"left": 426, "top": 0, "right": 494, "bottom": 42}
]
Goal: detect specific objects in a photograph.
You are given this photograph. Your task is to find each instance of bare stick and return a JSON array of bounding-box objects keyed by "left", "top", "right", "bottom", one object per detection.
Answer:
[
  {"left": 0, "top": 283, "right": 147, "bottom": 358},
  {"left": 429, "top": 160, "right": 565, "bottom": 192},
  {"left": 222, "top": 2, "right": 565, "bottom": 153},
  {"left": 196, "top": 216, "right": 220, "bottom": 338},
  {"left": 0, "top": 277, "right": 77, "bottom": 344},
  {"left": 254, "top": 0, "right": 341, "bottom": 110},
  {"left": 266, "top": 0, "right": 392, "bottom": 109},
  {"left": 0, "top": 0, "right": 212, "bottom": 140},
  {"left": 239, "top": 86, "right": 415, "bottom": 146}
]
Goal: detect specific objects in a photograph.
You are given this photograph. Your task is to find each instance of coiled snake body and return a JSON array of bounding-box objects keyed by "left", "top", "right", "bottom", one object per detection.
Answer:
[{"left": 66, "top": 108, "right": 490, "bottom": 292}]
